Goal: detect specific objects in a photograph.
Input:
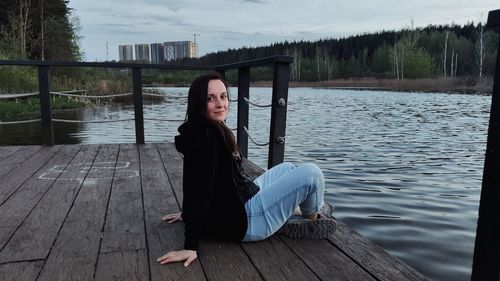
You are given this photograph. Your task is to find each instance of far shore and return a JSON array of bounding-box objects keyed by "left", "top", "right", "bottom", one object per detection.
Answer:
[
  {"left": 249, "top": 77, "right": 493, "bottom": 94},
  {"left": 146, "top": 77, "right": 493, "bottom": 94}
]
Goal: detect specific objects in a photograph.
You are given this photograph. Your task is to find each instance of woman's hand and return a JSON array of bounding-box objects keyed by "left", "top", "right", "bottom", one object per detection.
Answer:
[
  {"left": 157, "top": 250, "right": 197, "bottom": 267},
  {"left": 161, "top": 212, "right": 183, "bottom": 223}
]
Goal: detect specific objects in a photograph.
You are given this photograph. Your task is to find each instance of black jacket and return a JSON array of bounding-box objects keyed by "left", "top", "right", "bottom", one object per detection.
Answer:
[{"left": 174, "top": 121, "right": 257, "bottom": 251}]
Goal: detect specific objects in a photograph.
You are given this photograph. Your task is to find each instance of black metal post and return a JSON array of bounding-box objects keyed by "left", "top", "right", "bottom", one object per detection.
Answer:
[
  {"left": 38, "top": 65, "right": 54, "bottom": 146},
  {"left": 237, "top": 67, "right": 250, "bottom": 158},
  {"left": 268, "top": 62, "right": 290, "bottom": 169},
  {"left": 472, "top": 9, "right": 500, "bottom": 281},
  {"left": 132, "top": 67, "right": 145, "bottom": 144}
]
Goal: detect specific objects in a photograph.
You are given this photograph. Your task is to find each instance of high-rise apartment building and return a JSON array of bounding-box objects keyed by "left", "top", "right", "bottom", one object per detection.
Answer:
[
  {"left": 119, "top": 40, "right": 197, "bottom": 63},
  {"left": 163, "top": 41, "right": 198, "bottom": 61},
  {"left": 118, "top": 45, "right": 134, "bottom": 61},
  {"left": 150, "top": 43, "right": 165, "bottom": 63},
  {"left": 134, "top": 44, "right": 150, "bottom": 62}
]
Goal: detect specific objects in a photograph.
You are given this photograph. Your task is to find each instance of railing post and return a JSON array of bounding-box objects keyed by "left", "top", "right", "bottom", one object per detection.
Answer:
[
  {"left": 132, "top": 67, "right": 145, "bottom": 144},
  {"left": 268, "top": 62, "right": 290, "bottom": 169},
  {"left": 472, "top": 9, "right": 500, "bottom": 281},
  {"left": 38, "top": 65, "right": 54, "bottom": 146},
  {"left": 237, "top": 67, "right": 250, "bottom": 158}
]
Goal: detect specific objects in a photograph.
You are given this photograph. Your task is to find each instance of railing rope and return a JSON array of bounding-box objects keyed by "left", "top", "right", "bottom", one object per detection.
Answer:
[
  {"left": 52, "top": 118, "right": 135, "bottom": 123},
  {"left": 243, "top": 126, "right": 269, "bottom": 147},
  {"left": 0, "top": 119, "right": 41, "bottom": 125},
  {"left": 243, "top": 97, "right": 272, "bottom": 108},
  {"left": 52, "top": 92, "right": 132, "bottom": 98},
  {"left": 1, "top": 117, "right": 184, "bottom": 125}
]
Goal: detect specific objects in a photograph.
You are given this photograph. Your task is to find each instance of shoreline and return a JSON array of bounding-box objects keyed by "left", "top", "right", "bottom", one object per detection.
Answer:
[
  {"left": 249, "top": 77, "right": 493, "bottom": 94},
  {"left": 145, "top": 77, "right": 493, "bottom": 94}
]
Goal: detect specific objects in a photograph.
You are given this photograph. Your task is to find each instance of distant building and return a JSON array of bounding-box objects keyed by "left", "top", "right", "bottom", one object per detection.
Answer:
[
  {"left": 150, "top": 43, "right": 165, "bottom": 63},
  {"left": 118, "top": 45, "right": 133, "bottom": 61},
  {"left": 134, "top": 44, "right": 150, "bottom": 62},
  {"left": 119, "top": 40, "right": 197, "bottom": 63},
  {"left": 163, "top": 41, "right": 198, "bottom": 61}
]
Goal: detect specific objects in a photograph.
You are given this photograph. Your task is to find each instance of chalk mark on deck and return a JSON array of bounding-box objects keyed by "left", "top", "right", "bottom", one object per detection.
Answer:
[{"left": 38, "top": 161, "right": 138, "bottom": 182}]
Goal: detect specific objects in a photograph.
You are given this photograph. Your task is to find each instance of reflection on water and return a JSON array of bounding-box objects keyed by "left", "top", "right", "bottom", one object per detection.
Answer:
[{"left": 0, "top": 87, "right": 489, "bottom": 281}]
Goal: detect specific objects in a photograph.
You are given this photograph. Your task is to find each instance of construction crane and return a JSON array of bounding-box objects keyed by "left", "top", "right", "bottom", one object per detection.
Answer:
[{"left": 193, "top": 33, "right": 200, "bottom": 44}]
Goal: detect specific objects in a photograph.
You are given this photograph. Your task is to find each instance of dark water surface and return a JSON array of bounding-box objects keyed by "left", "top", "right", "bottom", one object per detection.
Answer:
[{"left": 0, "top": 88, "right": 490, "bottom": 280}]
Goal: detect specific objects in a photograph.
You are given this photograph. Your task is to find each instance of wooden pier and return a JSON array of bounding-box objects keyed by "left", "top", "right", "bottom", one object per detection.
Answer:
[{"left": 0, "top": 144, "right": 428, "bottom": 281}]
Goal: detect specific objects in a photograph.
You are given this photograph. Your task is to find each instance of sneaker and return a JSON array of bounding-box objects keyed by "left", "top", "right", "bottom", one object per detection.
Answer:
[
  {"left": 320, "top": 202, "right": 335, "bottom": 219},
  {"left": 277, "top": 216, "right": 337, "bottom": 239}
]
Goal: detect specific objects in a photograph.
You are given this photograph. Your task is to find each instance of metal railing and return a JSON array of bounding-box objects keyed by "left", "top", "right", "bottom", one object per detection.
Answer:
[
  {"left": 472, "top": 8, "right": 500, "bottom": 281},
  {"left": 0, "top": 56, "right": 292, "bottom": 169}
]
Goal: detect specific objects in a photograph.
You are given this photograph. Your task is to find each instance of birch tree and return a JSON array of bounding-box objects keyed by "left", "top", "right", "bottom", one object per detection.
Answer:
[
  {"left": 393, "top": 35, "right": 399, "bottom": 79},
  {"left": 443, "top": 31, "right": 448, "bottom": 77},
  {"left": 474, "top": 22, "right": 485, "bottom": 79},
  {"left": 18, "top": 0, "right": 31, "bottom": 59}
]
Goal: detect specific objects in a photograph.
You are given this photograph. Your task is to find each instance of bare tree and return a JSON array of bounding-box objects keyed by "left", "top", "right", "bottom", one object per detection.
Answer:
[
  {"left": 40, "top": 0, "right": 44, "bottom": 60},
  {"left": 18, "top": 0, "right": 32, "bottom": 59},
  {"left": 443, "top": 31, "right": 449, "bottom": 77},
  {"left": 450, "top": 49, "right": 454, "bottom": 78},
  {"left": 315, "top": 45, "right": 321, "bottom": 81},
  {"left": 474, "top": 14, "right": 485, "bottom": 79},
  {"left": 393, "top": 35, "right": 399, "bottom": 79}
]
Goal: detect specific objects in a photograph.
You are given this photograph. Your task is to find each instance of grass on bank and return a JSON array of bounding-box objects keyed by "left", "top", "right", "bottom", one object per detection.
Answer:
[{"left": 0, "top": 96, "right": 87, "bottom": 120}]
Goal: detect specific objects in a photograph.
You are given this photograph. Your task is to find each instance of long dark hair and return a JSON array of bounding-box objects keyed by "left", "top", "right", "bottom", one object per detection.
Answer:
[{"left": 185, "top": 73, "right": 239, "bottom": 156}]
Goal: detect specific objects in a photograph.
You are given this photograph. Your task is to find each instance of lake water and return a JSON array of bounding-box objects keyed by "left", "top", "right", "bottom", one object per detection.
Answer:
[{"left": 0, "top": 87, "right": 491, "bottom": 281}]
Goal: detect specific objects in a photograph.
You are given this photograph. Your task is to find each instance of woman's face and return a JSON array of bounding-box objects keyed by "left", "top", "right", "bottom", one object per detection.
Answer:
[{"left": 206, "top": 79, "right": 229, "bottom": 122}]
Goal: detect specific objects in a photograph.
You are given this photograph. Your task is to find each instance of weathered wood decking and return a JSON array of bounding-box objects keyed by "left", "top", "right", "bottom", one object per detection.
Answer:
[{"left": 0, "top": 144, "right": 428, "bottom": 281}]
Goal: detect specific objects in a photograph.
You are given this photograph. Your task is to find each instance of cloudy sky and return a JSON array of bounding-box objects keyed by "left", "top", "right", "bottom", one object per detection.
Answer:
[{"left": 69, "top": 0, "right": 499, "bottom": 61}]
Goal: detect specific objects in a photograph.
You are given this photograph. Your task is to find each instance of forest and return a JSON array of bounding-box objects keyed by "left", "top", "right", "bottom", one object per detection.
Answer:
[{"left": 196, "top": 23, "right": 499, "bottom": 82}]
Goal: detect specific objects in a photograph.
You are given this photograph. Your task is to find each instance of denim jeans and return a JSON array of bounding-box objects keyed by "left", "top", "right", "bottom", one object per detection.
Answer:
[{"left": 242, "top": 162, "right": 325, "bottom": 241}]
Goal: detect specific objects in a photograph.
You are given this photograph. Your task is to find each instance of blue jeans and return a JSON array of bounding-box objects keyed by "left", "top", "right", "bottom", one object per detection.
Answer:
[{"left": 243, "top": 162, "right": 325, "bottom": 241}]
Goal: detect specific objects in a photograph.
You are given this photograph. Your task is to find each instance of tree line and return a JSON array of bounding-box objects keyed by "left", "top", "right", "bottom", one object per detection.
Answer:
[
  {"left": 0, "top": 0, "right": 81, "bottom": 61},
  {"left": 195, "top": 23, "right": 498, "bottom": 81}
]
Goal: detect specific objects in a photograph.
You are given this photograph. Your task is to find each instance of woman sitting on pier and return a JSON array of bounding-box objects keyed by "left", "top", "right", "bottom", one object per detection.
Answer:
[{"left": 157, "top": 73, "right": 336, "bottom": 267}]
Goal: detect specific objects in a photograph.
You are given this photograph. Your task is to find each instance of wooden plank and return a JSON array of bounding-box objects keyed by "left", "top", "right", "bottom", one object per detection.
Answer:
[
  {"left": 157, "top": 143, "right": 184, "bottom": 204},
  {"left": 241, "top": 236, "right": 320, "bottom": 281},
  {"left": 199, "top": 241, "right": 263, "bottom": 281},
  {"left": 99, "top": 144, "right": 145, "bottom": 253},
  {"left": 140, "top": 144, "right": 206, "bottom": 281},
  {"left": 0, "top": 261, "right": 44, "bottom": 281},
  {"left": 0, "top": 146, "right": 23, "bottom": 161},
  {"left": 0, "top": 145, "right": 100, "bottom": 263},
  {"left": 95, "top": 250, "right": 149, "bottom": 281},
  {"left": 279, "top": 236, "right": 376, "bottom": 281},
  {"left": 0, "top": 145, "right": 61, "bottom": 205},
  {"left": 37, "top": 144, "right": 119, "bottom": 281},
  {"left": 158, "top": 143, "right": 262, "bottom": 280},
  {"left": 0, "top": 145, "right": 81, "bottom": 249},
  {"left": 0, "top": 146, "right": 42, "bottom": 177},
  {"left": 328, "top": 221, "right": 429, "bottom": 281}
]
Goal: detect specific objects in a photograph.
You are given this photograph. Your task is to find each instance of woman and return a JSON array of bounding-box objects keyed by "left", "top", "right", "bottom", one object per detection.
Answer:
[{"left": 156, "top": 73, "right": 336, "bottom": 267}]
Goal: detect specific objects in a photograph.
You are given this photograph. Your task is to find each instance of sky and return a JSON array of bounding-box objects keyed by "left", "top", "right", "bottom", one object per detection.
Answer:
[{"left": 68, "top": 0, "right": 499, "bottom": 62}]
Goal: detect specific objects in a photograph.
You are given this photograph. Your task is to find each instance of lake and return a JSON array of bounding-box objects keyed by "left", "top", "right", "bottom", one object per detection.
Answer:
[{"left": 0, "top": 87, "right": 490, "bottom": 281}]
